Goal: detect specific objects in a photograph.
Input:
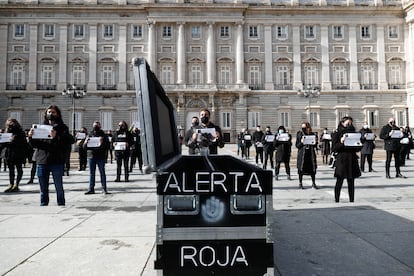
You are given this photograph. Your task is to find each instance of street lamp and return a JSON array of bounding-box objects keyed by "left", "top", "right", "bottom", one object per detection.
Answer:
[
  {"left": 62, "top": 85, "right": 86, "bottom": 136},
  {"left": 297, "top": 84, "right": 320, "bottom": 126}
]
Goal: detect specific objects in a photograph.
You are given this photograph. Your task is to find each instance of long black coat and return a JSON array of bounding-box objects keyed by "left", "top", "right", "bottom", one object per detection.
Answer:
[
  {"left": 359, "top": 128, "right": 375, "bottom": 155},
  {"left": 295, "top": 131, "right": 317, "bottom": 174},
  {"left": 2, "top": 128, "right": 27, "bottom": 164},
  {"left": 379, "top": 123, "right": 401, "bottom": 151},
  {"left": 332, "top": 125, "right": 361, "bottom": 179},
  {"left": 274, "top": 133, "right": 292, "bottom": 162}
]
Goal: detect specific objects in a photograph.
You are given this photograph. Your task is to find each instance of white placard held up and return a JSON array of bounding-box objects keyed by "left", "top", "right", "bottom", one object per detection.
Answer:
[
  {"left": 276, "top": 133, "right": 290, "bottom": 142},
  {"left": 364, "top": 133, "right": 376, "bottom": 140},
  {"left": 76, "top": 132, "right": 86, "bottom": 140},
  {"left": 322, "top": 133, "right": 331, "bottom": 140},
  {"left": 265, "top": 135, "right": 275, "bottom": 142},
  {"left": 114, "top": 142, "right": 127, "bottom": 151},
  {"left": 32, "top": 124, "right": 53, "bottom": 139},
  {"left": 86, "top": 137, "right": 101, "bottom": 148},
  {"left": 303, "top": 135, "right": 316, "bottom": 145},
  {"left": 390, "top": 130, "right": 403, "bottom": 139},
  {"left": 344, "top": 133, "right": 362, "bottom": 147},
  {"left": 0, "top": 133, "right": 12, "bottom": 143}
]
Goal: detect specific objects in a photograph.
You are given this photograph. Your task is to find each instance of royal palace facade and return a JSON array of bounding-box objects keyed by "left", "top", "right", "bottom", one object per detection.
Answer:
[{"left": 1, "top": 0, "right": 414, "bottom": 142}]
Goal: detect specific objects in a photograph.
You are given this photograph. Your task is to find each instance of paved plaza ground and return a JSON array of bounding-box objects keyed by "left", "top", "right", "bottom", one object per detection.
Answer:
[{"left": 0, "top": 144, "right": 413, "bottom": 275}]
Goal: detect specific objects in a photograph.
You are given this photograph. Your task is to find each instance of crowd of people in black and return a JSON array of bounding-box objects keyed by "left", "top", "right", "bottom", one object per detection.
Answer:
[
  {"left": 0, "top": 105, "right": 145, "bottom": 205},
  {"left": 1, "top": 106, "right": 412, "bottom": 204},
  {"left": 234, "top": 116, "right": 412, "bottom": 202}
]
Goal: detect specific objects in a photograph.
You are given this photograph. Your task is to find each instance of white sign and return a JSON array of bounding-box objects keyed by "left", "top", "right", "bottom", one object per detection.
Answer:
[
  {"left": 364, "top": 133, "right": 375, "bottom": 140},
  {"left": 276, "top": 133, "right": 289, "bottom": 142},
  {"left": 322, "top": 133, "right": 331, "bottom": 140},
  {"left": 391, "top": 130, "right": 403, "bottom": 139},
  {"left": 303, "top": 135, "right": 316, "bottom": 145},
  {"left": 0, "top": 133, "right": 12, "bottom": 143},
  {"left": 86, "top": 137, "right": 101, "bottom": 148},
  {"left": 76, "top": 132, "right": 86, "bottom": 140},
  {"left": 114, "top": 142, "right": 127, "bottom": 151},
  {"left": 344, "top": 133, "right": 362, "bottom": 147},
  {"left": 265, "top": 135, "right": 275, "bottom": 142},
  {"left": 32, "top": 124, "right": 53, "bottom": 139}
]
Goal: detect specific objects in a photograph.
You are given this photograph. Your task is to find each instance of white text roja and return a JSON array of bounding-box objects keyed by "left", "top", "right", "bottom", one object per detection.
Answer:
[
  {"left": 161, "top": 171, "right": 263, "bottom": 194},
  {"left": 181, "top": 245, "right": 248, "bottom": 267}
]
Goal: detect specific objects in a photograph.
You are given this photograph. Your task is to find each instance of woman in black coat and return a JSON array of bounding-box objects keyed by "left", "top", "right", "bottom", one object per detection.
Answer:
[
  {"left": 332, "top": 116, "right": 361, "bottom": 202},
  {"left": 296, "top": 122, "right": 318, "bottom": 189},
  {"left": 273, "top": 125, "right": 292, "bottom": 180},
  {"left": 3, "top": 118, "right": 27, "bottom": 192}
]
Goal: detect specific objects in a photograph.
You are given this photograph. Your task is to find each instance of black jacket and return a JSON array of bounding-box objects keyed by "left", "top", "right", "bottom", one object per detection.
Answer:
[
  {"left": 380, "top": 123, "right": 401, "bottom": 151},
  {"left": 30, "top": 119, "right": 72, "bottom": 165},
  {"left": 2, "top": 128, "right": 27, "bottom": 164},
  {"left": 85, "top": 129, "right": 109, "bottom": 160},
  {"left": 332, "top": 124, "right": 361, "bottom": 179}
]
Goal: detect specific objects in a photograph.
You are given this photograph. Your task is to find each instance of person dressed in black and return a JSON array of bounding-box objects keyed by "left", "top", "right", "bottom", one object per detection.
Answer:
[
  {"left": 380, "top": 117, "right": 405, "bottom": 179},
  {"left": 84, "top": 121, "right": 110, "bottom": 194},
  {"left": 359, "top": 121, "right": 376, "bottom": 172},
  {"left": 28, "top": 105, "right": 72, "bottom": 206},
  {"left": 252, "top": 125, "right": 264, "bottom": 166},
  {"left": 113, "top": 120, "right": 134, "bottom": 182},
  {"left": 129, "top": 127, "right": 143, "bottom": 173},
  {"left": 319, "top": 128, "right": 331, "bottom": 164},
  {"left": 76, "top": 127, "right": 88, "bottom": 171},
  {"left": 296, "top": 122, "right": 318, "bottom": 189},
  {"left": 106, "top": 130, "right": 114, "bottom": 163},
  {"left": 399, "top": 126, "right": 411, "bottom": 167},
  {"left": 240, "top": 128, "right": 252, "bottom": 160},
  {"left": 332, "top": 116, "right": 361, "bottom": 202},
  {"left": 273, "top": 125, "right": 292, "bottom": 180},
  {"left": 3, "top": 118, "right": 27, "bottom": 193},
  {"left": 184, "top": 116, "right": 201, "bottom": 155},
  {"left": 190, "top": 109, "right": 224, "bottom": 155},
  {"left": 262, "top": 126, "right": 274, "bottom": 170}
]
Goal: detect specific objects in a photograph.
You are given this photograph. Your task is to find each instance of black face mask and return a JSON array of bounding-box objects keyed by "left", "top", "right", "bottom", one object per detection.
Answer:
[
  {"left": 192, "top": 122, "right": 199, "bottom": 127},
  {"left": 346, "top": 124, "right": 355, "bottom": 132},
  {"left": 93, "top": 126, "right": 100, "bottom": 131},
  {"left": 7, "top": 127, "right": 14, "bottom": 133},
  {"left": 302, "top": 128, "right": 307, "bottom": 133},
  {"left": 201, "top": 117, "right": 209, "bottom": 124},
  {"left": 46, "top": 114, "right": 56, "bottom": 121}
]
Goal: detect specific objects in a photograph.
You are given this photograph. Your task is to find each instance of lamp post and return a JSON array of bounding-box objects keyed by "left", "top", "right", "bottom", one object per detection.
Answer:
[
  {"left": 62, "top": 85, "right": 86, "bottom": 136},
  {"left": 297, "top": 84, "right": 320, "bottom": 126}
]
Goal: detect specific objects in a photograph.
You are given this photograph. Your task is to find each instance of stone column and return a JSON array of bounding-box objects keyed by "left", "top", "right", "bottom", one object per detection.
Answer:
[
  {"left": 377, "top": 25, "right": 387, "bottom": 90},
  {"left": 176, "top": 22, "right": 185, "bottom": 84},
  {"left": 292, "top": 25, "right": 302, "bottom": 90},
  {"left": 206, "top": 22, "right": 216, "bottom": 85},
  {"left": 147, "top": 21, "right": 156, "bottom": 73},
  {"left": 406, "top": 23, "right": 413, "bottom": 85},
  {"left": 58, "top": 24, "right": 68, "bottom": 91},
  {"left": 27, "top": 24, "right": 38, "bottom": 91},
  {"left": 264, "top": 24, "right": 273, "bottom": 90},
  {"left": 349, "top": 25, "right": 360, "bottom": 90},
  {"left": 87, "top": 24, "right": 97, "bottom": 91},
  {"left": 0, "top": 24, "right": 7, "bottom": 89},
  {"left": 320, "top": 25, "right": 331, "bottom": 90},
  {"left": 118, "top": 24, "right": 127, "bottom": 91},
  {"left": 236, "top": 22, "right": 244, "bottom": 84}
]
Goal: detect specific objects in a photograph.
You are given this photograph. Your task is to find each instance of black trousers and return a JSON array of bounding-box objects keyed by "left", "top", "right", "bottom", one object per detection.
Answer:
[
  {"left": 335, "top": 177, "right": 355, "bottom": 202},
  {"left": 255, "top": 147, "right": 263, "bottom": 164},
  {"left": 385, "top": 150, "right": 400, "bottom": 176},
  {"left": 360, "top": 154, "right": 373, "bottom": 172},
  {"left": 115, "top": 151, "right": 130, "bottom": 180},
  {"left": 275, "top": 160, "right": 290, "bottom": 176}
]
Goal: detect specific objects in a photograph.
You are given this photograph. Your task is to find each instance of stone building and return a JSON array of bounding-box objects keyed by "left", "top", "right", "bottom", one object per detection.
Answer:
[{"left": 1, "top": 0, "right": 414, "bottom": 142}]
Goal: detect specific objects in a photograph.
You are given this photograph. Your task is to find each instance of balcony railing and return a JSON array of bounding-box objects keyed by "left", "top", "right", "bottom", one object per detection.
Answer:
[
  {"left": 37, "top": 84, "right": 56, "bottom": 90},
  {"left": 274, "top": 84, "right": 293, "bottom": 90},
  {"left": 6, "top": 84, "right": 26, "bottom": 90},
  {"left": 388, "top": 84, "right": 405, "bottom": 89},
  {"left": 332, "top": 84, "right": 350, "bottom": 90},
  {"left": 97, "top": 85, "right": 117, "bottom": 90},
  {"left": 360, "top": 84, "right": 378, "bottom": 90},
  {"left": 249, "top": 84, "right": 264, "bottom": 90}
]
